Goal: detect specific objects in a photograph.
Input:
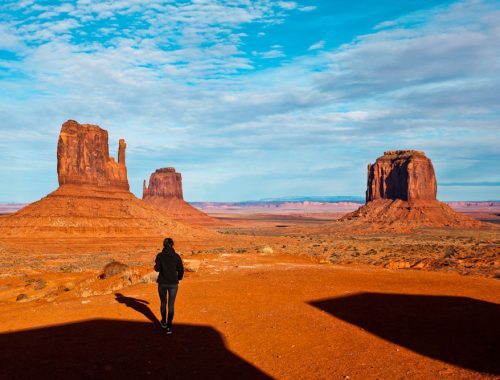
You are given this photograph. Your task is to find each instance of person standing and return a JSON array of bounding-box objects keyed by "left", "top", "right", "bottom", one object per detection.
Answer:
[{"left": 154, "top": 237, "right": 184, "bottom": 334}]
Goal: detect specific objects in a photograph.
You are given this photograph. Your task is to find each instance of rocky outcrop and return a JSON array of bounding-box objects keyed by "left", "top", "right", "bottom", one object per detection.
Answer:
[
  {"left": 57, "top": 120, "right": 129, "bottom": 190},
  {"left": 341, "top": 150, "right": 481, "bottom": 231},
  {"left": 366, "top": 150, "right": 436, "bottom": 202},
  {"left": 143, "top": 168, "right": 183, "bottom": 199},
  {"left": 0, "top": 121, "right": 212, "bottom": 238},
  {"left": 143, "top": 167, "right": 221, "bottom": 227}
]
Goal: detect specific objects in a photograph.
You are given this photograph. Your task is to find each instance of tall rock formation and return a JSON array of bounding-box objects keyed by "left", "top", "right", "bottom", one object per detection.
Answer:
[
  {"left": 0, "top": 121, "right": 211, "bottom": 239},
  {"left": 143, "top": 168, "right": 183, "bottom": 199},
  {"left": 142, "top": 167, "right": 221, "bottom": 227},
  {"left": 366, "top": 150, "right": 437, "bottom": 202},
  {"left": 57, "top": 120, "right": 129, "bottom": 189},
  {"left": 341, "top": 150, "right": 480, "bottom": 231}
]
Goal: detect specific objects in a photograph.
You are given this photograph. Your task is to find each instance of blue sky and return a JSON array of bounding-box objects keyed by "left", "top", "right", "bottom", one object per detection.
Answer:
[{"left": 0, "top": 0, "right": 499, "bottom": 202}]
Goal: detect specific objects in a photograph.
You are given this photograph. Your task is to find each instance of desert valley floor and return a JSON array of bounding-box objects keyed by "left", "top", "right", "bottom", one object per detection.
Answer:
[{"left": 0, "top": 209, "right": 499, "bottom": 380}]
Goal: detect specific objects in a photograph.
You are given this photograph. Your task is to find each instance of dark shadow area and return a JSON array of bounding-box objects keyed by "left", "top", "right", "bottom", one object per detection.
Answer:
[
  {"left": 309, "top": 293, "right": 500, "bottom": 375},
  {"left": 115, "top": 292, "right": 158, "bottom": 324},
  {"left": 0, "top": 319, "right": 271, "bottom": 380}
]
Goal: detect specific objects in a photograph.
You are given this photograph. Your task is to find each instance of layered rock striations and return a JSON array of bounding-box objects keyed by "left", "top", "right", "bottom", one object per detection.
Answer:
[
  {"left": 366, "top": 150, "right": 437, "bottom": 202},
  {"left": 342, "top": 150, "right": 480, "bottom": 231},
  {"left": 143, "top": 168, "right": 183, "bottom": 199},
  {"left": 57, "top": 120, "right": 129, "bottom": 190},
  {"left": 143, "top": 168, "right": 221, "bottom": 227},
  {"left": 0, "top": 121, "right": 210, "bottom": 238}
]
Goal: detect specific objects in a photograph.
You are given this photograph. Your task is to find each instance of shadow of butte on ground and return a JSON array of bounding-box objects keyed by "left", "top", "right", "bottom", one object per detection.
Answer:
[
  {"left": 0, "top": 319, "right": 272, "bottom": 380},
  {"left": 309, "top": 292, "right": 500, "bottom": 375}
]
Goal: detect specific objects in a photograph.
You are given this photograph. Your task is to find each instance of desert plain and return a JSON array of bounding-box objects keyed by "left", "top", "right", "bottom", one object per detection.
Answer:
[
  {"left": 0, "top": 122, "right": 499, "bottom": 380},
  {"left": 1, "top": 202, "right": 499, "bottom": 380}
]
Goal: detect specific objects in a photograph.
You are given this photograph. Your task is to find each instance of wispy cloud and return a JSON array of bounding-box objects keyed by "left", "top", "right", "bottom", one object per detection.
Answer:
[
  {"left": 308, "top": 40, "right": 325, "bottom": 50},
  {"left": 278, "top": 2, "right": 298, "bottom": 10}
]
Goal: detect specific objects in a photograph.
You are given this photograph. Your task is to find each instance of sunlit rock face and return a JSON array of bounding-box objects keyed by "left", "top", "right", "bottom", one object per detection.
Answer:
[
  {"left": 366, "top": 150, "right": 437, "bottom": 203},
  {"left": 57, "top": 120, "right": 129, "bottom": 190},
  {"left": 143, "top": 168, "right": 183, "bottom": 199}
]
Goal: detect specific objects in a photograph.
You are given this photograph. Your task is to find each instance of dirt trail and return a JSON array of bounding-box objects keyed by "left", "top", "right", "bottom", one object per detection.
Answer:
[{"left": 1, "top": 254, "right": 498, "bottom": 379}]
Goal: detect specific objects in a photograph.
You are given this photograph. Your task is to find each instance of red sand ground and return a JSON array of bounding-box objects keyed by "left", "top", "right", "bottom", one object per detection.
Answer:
[{"left": 1, "top": 253, "right": 499, "bottom": 379}]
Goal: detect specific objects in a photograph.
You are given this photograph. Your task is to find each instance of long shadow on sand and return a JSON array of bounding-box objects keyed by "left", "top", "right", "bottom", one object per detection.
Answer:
[
  {"left": 0, "top": 296, "right": 271, "bottom": 380},
  {"left": 115, "top": 292, "right": 158, "bottom": 324},
  {"left": 309, "top": 293, "right": 500, "bottom": 375}
]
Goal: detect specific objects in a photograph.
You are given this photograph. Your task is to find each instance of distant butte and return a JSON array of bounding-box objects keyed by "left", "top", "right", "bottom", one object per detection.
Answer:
[
  {"left": 142, "top": 167, "right": 221, "bottom": 227},
  {"left": 341, "top": 150, "right": 481, "bottom": 230},
  {"left": 0, "top": 120, "right": 210, "bottom": 238}
]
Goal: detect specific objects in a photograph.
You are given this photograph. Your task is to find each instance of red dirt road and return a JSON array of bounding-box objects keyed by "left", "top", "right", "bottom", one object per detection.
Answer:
[{"left": 1, "top": 254, "right": 499, "bottom": 379}]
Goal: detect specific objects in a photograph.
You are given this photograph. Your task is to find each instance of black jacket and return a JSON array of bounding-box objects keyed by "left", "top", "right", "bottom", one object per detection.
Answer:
[{"left": 154, "top": 247, "right": 184, "bottom": 285}]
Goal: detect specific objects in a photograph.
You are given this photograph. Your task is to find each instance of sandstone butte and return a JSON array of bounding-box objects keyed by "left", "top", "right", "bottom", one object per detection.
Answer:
[
  {"left": 341, "top": 150, "right": 481, "bottom": 231},
  {"left": 0, "top": 120, "right": 211, "bottom": 239},
  {"left": 142, "top": 168, "right": 221, "bottom": 227}
]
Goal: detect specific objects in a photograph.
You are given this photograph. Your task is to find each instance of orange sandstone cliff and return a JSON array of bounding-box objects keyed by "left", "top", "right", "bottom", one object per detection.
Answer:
[
  {"left": 142, "top": 168, "right": 221, "bottom": 227},
  {"left": 57, "top": 120, "right": 129, "bottom": 190},
  {"left": 341, "top": 150, "right": 480, "bottom": 230},
  {"left": 0, "top": 121, "right": 210, "bottom": 238}
]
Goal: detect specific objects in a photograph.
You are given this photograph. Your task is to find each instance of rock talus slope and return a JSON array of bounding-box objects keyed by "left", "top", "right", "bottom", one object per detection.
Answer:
[
  {"left": 0, "top": 121, "right": 211, "bottom": 238},
  {"left": 143, "top": 168, "right": 220, "bottom": 227},
  {"left": 342, "top": 150, "right": 480, "bottom": 231}
]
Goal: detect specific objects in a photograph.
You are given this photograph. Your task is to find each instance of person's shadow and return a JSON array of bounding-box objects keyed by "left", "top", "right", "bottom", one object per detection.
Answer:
[
  {"left": 0, "top": 293, "right": 272, "bottom": 379},
  {"left": 114, "top": 293, "right": 159, "bottom": 324}
]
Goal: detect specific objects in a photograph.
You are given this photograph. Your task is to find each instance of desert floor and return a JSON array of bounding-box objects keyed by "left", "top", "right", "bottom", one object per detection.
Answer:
[{"left": 0, "top": 213, "right": 499, "bottom": 379}]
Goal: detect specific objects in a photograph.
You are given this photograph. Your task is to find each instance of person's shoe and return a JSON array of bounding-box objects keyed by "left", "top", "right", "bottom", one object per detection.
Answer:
[
  {"left": 160, "top": 321, "right": 168, "bottom": 329},
  {"left": 166, "top": 327, "right": 173, "bottom": 335}
]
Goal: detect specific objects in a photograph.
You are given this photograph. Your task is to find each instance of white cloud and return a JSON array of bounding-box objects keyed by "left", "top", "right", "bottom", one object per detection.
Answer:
[
  {"left": 257, "top": 49, "right": 285, "bottom": 59},
  {"left": 299, "top": 6, "right": 317, "bottom": 12},
  {"left": 373, "top": 20, "right": 397, "bottom": 30},
  {"left": 308, "top": 40, "right": 325, "bottom": 50},
  {"left": 277, "top": 1, "right": 297, "bottom": 10}
]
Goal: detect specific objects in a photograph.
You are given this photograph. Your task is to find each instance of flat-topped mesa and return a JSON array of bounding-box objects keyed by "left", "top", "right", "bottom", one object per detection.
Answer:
[
  {"left": 341, "top": 149, "right": 481, "bottom": 231},
  {"left": 366, "top": 150, "right": 436, "bottom": 203},
  {"left": 57, "top": 120, "right": 129, "bottom": 190},
  {"left": 143, "top": 167, "right": 183, "bottom": 199}
]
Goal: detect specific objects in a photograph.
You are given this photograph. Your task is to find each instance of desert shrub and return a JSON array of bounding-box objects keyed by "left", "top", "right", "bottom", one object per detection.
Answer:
[
  {"left": 443, "top": 246, "right": 457, "bottom": 258},
  {"left": 16, "top": 293, "right": 28, "bottom": 302},
  {"left": 26, "top": 278, "right": 46, "bottom": 290},
  {"left": 101, "top": 261, "right": 128, "bottom": 279},
  {"left": 260, "top": 246, "right": 274, "bottom": 254},
  {"left": 59, "top": 264, "right": 82, "bottom": 273}
]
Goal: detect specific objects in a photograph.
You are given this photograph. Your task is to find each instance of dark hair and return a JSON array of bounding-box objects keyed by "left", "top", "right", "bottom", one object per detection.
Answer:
[{"left": 163, "top": 237, "right": 174, "bottom": 248}]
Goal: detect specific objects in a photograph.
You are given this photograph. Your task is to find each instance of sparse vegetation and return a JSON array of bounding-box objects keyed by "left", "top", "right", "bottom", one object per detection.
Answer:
[{"left": 101, "top": 261, "right": 129, "bottom": 279}]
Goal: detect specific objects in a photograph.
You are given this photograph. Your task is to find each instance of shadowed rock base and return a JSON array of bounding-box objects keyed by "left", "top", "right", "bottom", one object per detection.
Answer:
[{"left": 341, "top": 199, "right": 480, "bottom": 231}]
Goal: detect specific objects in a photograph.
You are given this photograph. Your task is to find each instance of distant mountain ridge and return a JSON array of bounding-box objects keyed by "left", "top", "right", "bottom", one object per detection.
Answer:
[{"left": 257, "top": 196, "right": 365, "bottom": 203}]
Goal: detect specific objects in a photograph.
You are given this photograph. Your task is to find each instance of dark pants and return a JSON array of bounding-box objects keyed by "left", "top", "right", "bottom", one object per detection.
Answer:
[{"left": 158, "top": 284, "right": 178, "bottom": 327}]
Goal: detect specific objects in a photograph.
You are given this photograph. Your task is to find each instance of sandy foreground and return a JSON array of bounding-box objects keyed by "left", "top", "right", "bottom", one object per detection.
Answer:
[{"left": 1, "top": 252, "right": 499, "bottom": 380}]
